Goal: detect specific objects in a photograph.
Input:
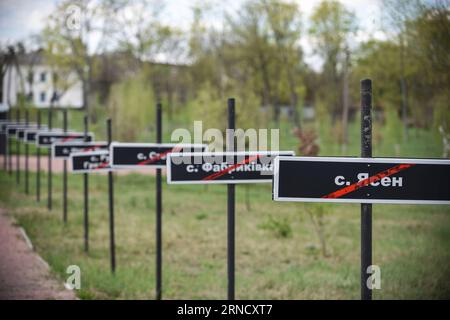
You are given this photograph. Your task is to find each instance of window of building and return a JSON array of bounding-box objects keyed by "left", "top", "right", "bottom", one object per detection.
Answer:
[
  {"left": 40, "top": 72, "right": 46, "bottom": 82},
  {"left": 40, "top": 92, "right": 46, "bottom": 102}
]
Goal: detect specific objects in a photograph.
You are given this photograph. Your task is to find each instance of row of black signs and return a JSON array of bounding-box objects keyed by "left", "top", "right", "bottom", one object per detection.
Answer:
[
  {"left": 70, "top": 144, "right": 450, "bottom": 205},
  {"left": 3, "top": 121, "right": 449, "bottom": 204},
  {"left": 70, "top": 143, "right": 212, "bottom": 173},
  {"left": 70, "top": 146, "right": 295, "bottom": 184},
  {"left": 1, "top": 122, "right": 94, "bottom": 147}
]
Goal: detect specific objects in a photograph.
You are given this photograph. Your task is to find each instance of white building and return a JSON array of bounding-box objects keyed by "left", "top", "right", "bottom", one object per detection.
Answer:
[{"left": 0, "top": 52, "right": 83, "bottom": 112}]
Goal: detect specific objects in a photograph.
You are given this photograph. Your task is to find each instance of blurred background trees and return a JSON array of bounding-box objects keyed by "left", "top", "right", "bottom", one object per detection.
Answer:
[{"left": 3, "top": 0, "right": 448, "bottom": 153}]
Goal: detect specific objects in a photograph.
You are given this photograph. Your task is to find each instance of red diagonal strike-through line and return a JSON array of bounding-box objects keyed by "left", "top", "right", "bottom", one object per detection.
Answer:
[
  {"left": 82, "top": 145, "right": 103, "bottom": 152},
  {"left": 137, "top": 146, "right": 182, "bottom": 166},
  {"left": 94, "top": 161, "right": 110, "bottom": 170},
  {"left": 202, "top": 155, "right": 262, "bottom": 181},
  {"left": 322, "top": 163, "right": 415, "bottom": 199},
  {"left": 61, "top": 135, "right": 80, "bottom": 142}
]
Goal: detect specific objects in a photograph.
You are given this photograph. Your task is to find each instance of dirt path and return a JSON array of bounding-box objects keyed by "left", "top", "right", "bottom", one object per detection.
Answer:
[
  {"left": 0, "top": 208, "right": 76, "bottom": 300},
  {"left": 0, "top": 155, "right": 162, "bottom": 175}
]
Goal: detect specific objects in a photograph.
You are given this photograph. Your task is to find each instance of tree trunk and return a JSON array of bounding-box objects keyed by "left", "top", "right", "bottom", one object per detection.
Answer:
[
  {"left": 257, "top": 51, "right": 275, "bottom": 123},
  {"left": 400, "top": 35, "right": 409, "bottom": 141},
  {"left": 287, "top": 65, "right": 300, "bottom": 128},
  {"left": 341, "top": 49, "right": 350, "bottom": 154}
]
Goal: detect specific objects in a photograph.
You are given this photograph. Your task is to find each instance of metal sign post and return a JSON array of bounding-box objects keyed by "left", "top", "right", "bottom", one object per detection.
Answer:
[
  {"left": 63, "top": 110, "right": 68, "bottom": 223},
  {"left": 156, "top": 102, "right": 162, "bottom": 300},
  {"left": 107, "top": 119, "right": 116, "bottom": 274},
  {"left": 360, "top": 79, "right": 373, "bottom": 300},
  {"left": 48, "top": 107, "right": 53, "bottom": 210},
  {"left": 16, "top": 109, "right": 20, "bottom": 185},
  {"left": 83, "top": 115, "right": 89, "bottom": 252},
  {"left": 37, "top": 110, "right": 41, "bottom": 202},
  {"left": 3, "top": 111, "right": 9, "bottom": 171},
  {"left": 8, "top": 112, "right": 12, "bottom": 175},
  {"left": 25, "top": 110, "right": 29, "bottom": 194},
  {"left": 227, "top": 98, "right": 235, "bottom": 300},
  {"left": 0, "top": 129, "right": 5, "bottom": 171}
]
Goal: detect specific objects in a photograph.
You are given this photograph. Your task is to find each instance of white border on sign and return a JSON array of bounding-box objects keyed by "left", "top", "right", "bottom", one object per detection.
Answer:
[
  {"left": 272, "top": 156, "right": 450, "bottom": 205},
  {"left": 5, "top": 124, "right": 35, "bottom": 136},
  {"left": 52, "top": 141, "right": 108, "bottom": 159},
  {"left": 166, "top": 151, "right": 295, "bottom": 185},
  {"left": 15, "top": 125, "right": 42, "bottom": 140},
  {"left": 109, "top": 142, "right": 208, "bottom": 169},
  {"left": 36, "top": 131, "right": 95, "bottom": 148},
  {"left": 23, "top": 127, "right": 57, "bottom": 144},
  {"left": 69, "top": 150, "right": 110, "bottom": 174}
]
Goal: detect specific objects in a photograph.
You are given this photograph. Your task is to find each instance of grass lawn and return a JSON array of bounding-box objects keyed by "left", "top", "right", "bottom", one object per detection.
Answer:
[
  {"left": 0, "top": 169, "right": 449, "bottom": 299},
  {"left": 0, "top": 115, "right": 448, "bottom": 299}
]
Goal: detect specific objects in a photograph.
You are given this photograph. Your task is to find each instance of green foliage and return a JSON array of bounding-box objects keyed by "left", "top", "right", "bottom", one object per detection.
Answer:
[
  {"left": 309, "top": 0, "right": 357, "bottom": 57},
  {"left": 188, "top": 82, "right": 225, "bottom": 131},
  {"left": 108, "top": 71, "right": 155, "bottom": 141},
  {"left": 433, "top": 93, "right": 450, "bottom": 133},
  {"left": 233, "top": 81, "right": 265, "bottom": 131},
  {"left": 1, "top": 128, "right": 448, "bottom": 299},
  {"left": 259, "top": 216, "right": 293, "bottom": 239},
  {"left": 383, "top": 107, "right": 403, "bottom": 147}
]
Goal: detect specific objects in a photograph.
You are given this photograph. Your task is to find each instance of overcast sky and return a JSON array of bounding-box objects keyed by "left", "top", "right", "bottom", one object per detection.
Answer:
[{"left": 0, "top": 0, "right": 385, "bottom": 70}]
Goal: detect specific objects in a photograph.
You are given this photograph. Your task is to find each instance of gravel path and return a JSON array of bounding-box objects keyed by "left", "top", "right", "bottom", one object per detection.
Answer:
[{"left": 0, "top": 208, "right": 76, "bottom": 300}]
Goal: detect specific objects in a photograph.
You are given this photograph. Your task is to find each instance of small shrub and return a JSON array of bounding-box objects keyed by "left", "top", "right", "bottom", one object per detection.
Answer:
[
  {"left": 195, "top": 213, "right": 208, "bottom": 220},
  {"left": 258, "top": 216, "right": 292, "bottom": 238}
]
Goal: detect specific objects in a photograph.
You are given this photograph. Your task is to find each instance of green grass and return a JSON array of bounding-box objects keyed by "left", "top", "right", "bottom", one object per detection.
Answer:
[
  {"left": 0, "top": 171, "right": 448, "bottom": 299},
  {"left": 0, "top": 117, "right": 449, "bottom": 299}
]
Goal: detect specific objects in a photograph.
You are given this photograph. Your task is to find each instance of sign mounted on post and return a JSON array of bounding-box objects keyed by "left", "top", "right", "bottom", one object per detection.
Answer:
[
  {"left": 167, "top": 151, "right": 295, "bottom": 184},
  {"left": 5, "top": 123, "right": 36, "bottom": 136},
  {"left": 1, "top": 122, "right": 24, "bottom": 133},
  {"left": 52, "top": 141, "right": 109, "bottom": 159},
  {"left": 70, "top": 150, "right": 110, "bottom": 173},
  {"left": 273, "top": 156, "right": 450, "bottom": 204},
  {"left": 36, "top": 132, "right": 94, "bottom": 147},
  {"left": 25, "top": 128, "right": 61, "bottom": 144},
  {"left": 110, "top": 143, "right": 207, "bottom": 169},
  {"left": 17, "top": 125, "right": 48, "bottom": 141},
  {"left": 17, "top": 128, "right": 31, "bottom": 141}
]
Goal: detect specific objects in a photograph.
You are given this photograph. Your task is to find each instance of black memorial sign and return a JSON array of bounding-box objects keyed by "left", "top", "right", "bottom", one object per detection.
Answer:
[
  {"left": 167, "top": 151, "right": 295, "bottom": 184},
  {"left": 5, "top": 123, "right": 36, "bottom": 135},
  {"left": 0, "top": 132, "right": 6, "bottom": 155},
  {"left": 16, "top": 128, "right": 29, "bottom": 141},
  {"left": 37, "top": 132, "right": 94, "bottom": 147},
  {"left": 1, "top": 122, "right": 24, "bottom": 133},
  {"left": 70, "top": 150, "right": 110, "bottom": 173},
  {"left": 52, "top": 141, "right": 109, "bottom": 159},
  {"left": 110, "top": 143, "right": 207, "bottom": 168},
  {"left": 17, "top": 125, "right": 48, "bottom": 141},
  {"left": 273, "top": 156, "right": 450, "bottom": 205},
  {"left": 25, "top": 128, "right": 60, "bottom": 144}
]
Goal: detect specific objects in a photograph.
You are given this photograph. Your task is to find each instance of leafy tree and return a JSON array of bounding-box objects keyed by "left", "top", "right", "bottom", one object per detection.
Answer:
[
  {"left": 108, "top": 69, "right": 155, "bottom": 141},
  {"left": 308, "top": 0, "right": 357, "bottom": 126},
  {"left": 41, "top": 0, "right": 106, "bottom": 121}
]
